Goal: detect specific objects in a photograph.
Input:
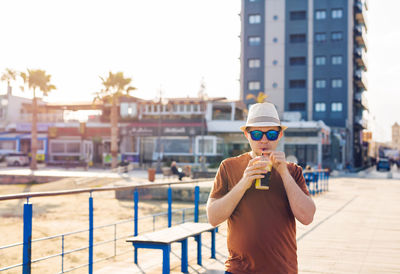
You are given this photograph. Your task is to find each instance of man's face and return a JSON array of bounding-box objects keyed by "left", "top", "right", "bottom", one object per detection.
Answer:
[{"left": 244, "top": 126, "right": 282, "bottom": 156}]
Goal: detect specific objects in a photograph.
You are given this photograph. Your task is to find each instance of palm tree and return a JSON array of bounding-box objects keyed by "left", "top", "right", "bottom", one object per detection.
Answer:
[
  {"left": 95, "top": 72, "right": 136, "bottom": 169},
  {"left": 1, "top": 68, "right": 17, "bottom": 95},
  {"left": 20, "top": 69, "right": 56, "bottom": 170},
  {"left": 246, "top": 91, "right": 269, "bottom": 103}
]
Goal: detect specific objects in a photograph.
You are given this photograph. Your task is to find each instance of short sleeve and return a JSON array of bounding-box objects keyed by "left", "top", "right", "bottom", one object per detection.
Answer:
[
  {"left": 289, "top": 163, "right": 310, "bottom": 196},
  {"left": 209, "top": 161, "right": 229, "bottom": 199}
]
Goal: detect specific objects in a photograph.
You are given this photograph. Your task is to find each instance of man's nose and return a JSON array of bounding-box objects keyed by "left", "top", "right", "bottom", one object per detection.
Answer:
[{"left": 260, "top": 134, "right": 269, "bottom": 142}]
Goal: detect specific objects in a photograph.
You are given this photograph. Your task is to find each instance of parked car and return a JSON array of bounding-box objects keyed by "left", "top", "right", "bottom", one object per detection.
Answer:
[
  {"left": 6, "top": 153, "right": 30, "bottom": 167},
  {"left": 376, "top": 158, "right": 391, "bottom": 172}
]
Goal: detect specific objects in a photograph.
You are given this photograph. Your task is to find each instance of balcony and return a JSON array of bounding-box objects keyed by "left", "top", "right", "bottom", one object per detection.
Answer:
[
  {"left": 355, "top": 115, "right": 368, "bottom": 129},
  {"left": 355, "top": 0, "right": 368, "bottom": 30},
  {"left": 354, "top": 47, "right": 368, "bottom": 71},
  {"left": 354, "top": 92, "right": 368, "bottom": 111},
  {"left": 355, "top": 25, "right": 368, "bottom": 51},
  {"left": 355, "top": 69, "right": 368, "bottom": 90}
]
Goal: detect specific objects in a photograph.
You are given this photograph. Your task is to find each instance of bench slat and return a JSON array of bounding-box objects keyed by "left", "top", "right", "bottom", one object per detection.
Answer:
[{"left": 126, "top": 222, "right": 214, "bottom": 245}]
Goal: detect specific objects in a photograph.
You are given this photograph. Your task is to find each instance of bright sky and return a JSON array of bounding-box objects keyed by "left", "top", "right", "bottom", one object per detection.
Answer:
[{"left": 0, "top": 0, "right": 399, "bottom": 142}]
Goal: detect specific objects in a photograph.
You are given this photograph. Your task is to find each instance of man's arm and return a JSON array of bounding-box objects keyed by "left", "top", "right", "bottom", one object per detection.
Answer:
[
  {"left": 270, "top": 152, "right": 316, "bottom": 225},
  {"left": 206, "top": 157, "right": 268, "bottom": 227}
]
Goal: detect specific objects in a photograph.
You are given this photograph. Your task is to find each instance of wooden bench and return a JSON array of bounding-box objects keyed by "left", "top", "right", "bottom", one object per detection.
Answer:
[{"left": 126, "top": 222, "right": 217, "bottom": 274}]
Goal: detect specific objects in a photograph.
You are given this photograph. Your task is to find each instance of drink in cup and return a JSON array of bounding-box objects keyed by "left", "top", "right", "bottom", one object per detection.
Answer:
[{"left": 255, "top": 151, "right": 272, "bottom": 190}]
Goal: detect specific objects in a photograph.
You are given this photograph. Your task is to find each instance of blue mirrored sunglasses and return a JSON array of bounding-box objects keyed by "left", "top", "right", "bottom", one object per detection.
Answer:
[{"left": 249, "top": 130, "right": 280, "bottom": 141}]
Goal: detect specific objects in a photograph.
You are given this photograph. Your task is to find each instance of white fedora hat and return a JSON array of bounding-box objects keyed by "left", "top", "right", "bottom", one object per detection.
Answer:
[{"left": 240, "top": 102, "right": 288, "bottom": 132}]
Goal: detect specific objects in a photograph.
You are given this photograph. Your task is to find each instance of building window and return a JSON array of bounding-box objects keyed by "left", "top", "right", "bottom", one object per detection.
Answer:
[
  {"left": 290, "top": 11, "right": 306, "bottom": 20},
  {"left": 315, "top": 33, "right": 327, "bottom": 43},
  {"left": 290, "top": 34, "right": 306, "bottom": 43},
  {"left": 273, "top": 15, "right": 278, "bottom": 20},
  {"left": 332, "top": 78, "right": 343, "bottom": 88},
  {"left": 331, "top": 8, "right": 343, "bottom": 19},
  {"left": 272, "top": 60, "right": 278, "bottom": 65},
  {"left": 248, "top": 81, "right": 261, "bottom": 90},
  {"left": 272, "top": 82, "right": 278, "bottom": 88},
  {"left": 315, "top": 56, "right": 326, "bottom": 66},
  {"left": 289, "top": 102, "right": 306, "bottom": 111},
  {"left": 315, "top": 102, "right": 326, "bottom": 112},
  {"left": 289, "top": 57, "right": 306, "bottom": 66},
  {"left": 248, "top": 36, "right": 261, "bottom": 46},
  {"left": 289, "top": 79, "right": 306, "bottom": 89},
  {"left": 315, "top": 79, "right": 327, "bottom": 88},
  {"left": 249, "top": 14, "right": 261, "bottom": 24},
  {"left": 315, "top": 10, "right": 326, "bottom": 20},
  {"left": 248, "top": 59, "right": 261, "bottom": 68},
  {"left": 331, "top": 55, "right": 343, "bottom": 65},
  {"left": 273, "top": 37, "right": 278, "bottom": 43},
  {"left": 331, "top": 102, "right": 343, "bottom": 112},
  {"left": 331, "top": 31, "right": 343, "bottom": 41}
]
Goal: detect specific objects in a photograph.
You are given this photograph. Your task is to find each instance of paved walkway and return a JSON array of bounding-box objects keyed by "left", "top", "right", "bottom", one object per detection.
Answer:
[{"left": 93, "top": 175, "right": 400, "bottom": 274}]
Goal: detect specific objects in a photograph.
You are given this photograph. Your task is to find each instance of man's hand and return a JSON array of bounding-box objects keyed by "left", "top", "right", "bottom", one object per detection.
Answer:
[
  {"left": 268, "top": 151, "right": 288, "bottom": 175},
  {"left": 240, "top": 156, "right": 269, "bottom": 190}
]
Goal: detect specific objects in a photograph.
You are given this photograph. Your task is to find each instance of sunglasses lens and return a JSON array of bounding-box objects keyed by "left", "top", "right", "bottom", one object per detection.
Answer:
[
  {"left": 266, "top": 130, "right": 279, "bottom": 140},
  {"left": 250, "top": 130, "right": 263, "bottom": 141}
]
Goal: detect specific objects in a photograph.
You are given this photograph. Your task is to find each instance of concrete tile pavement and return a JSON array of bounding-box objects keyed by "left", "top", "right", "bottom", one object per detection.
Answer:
[{"left": 94, "top": 175, "right": 400, "bottom": 273}]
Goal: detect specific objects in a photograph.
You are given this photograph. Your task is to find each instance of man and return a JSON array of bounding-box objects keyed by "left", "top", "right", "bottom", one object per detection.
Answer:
[
  {"left": 170, "top": 161, "right": 185, "bottom": 181},
  {"left": 206, "top": 102, "right": 316, "bottom": 273}
]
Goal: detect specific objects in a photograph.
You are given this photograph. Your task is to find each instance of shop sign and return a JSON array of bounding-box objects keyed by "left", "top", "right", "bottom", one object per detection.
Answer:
[
  {"left": 16, "top": 123, "right": 54, "bottom": 132},
  {"left": 129, "top": 127, "right": 154, "bottom": 136}
]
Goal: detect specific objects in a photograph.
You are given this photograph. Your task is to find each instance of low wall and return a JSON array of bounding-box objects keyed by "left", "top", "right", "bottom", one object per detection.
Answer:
[
  {"left": 0, "top": 175, "right": 64, "bottom": 184},
  {"left": 115, "top": 185, "right": 212, "bottom": 203}
]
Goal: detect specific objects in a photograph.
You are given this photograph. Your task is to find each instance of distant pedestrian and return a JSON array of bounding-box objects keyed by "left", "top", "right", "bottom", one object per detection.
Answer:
[{"left": 170, "top": 161, "right": 185, "bottom": 181}]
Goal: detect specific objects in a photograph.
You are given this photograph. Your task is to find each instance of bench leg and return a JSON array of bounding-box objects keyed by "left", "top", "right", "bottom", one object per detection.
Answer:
[
  {"left": 134, "top": 247, "right": 138, "bottom": 264},
  {"left": 195, "top": 234, "right": 202, "bottom": 266},
  {"left": 162, "top": 245, "right": 171, "bottom": 274},
  {"left": 180, "top": 238, "right": 188, "bottom": 273},
  {"left": 211, "top": 229, "right": 216, "bottom": 259}
]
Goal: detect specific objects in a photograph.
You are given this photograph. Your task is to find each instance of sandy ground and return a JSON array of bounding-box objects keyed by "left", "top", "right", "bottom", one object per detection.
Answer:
[{"left": 0, "top": 177, "right": 206, "bottom": 274}]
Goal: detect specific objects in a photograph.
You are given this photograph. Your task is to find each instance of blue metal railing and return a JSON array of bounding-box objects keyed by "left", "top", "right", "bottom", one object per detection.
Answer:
[
  {"left": 0, "top": 179, "right": 210, "bottom": 274},
  {"left": 303, "top": 170, "right": 330, "bottom": 195}
]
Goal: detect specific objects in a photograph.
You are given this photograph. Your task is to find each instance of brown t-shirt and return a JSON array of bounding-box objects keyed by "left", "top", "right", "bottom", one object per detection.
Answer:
[{"left": 210, "top": 152, "right": 310, "bottom": 274}]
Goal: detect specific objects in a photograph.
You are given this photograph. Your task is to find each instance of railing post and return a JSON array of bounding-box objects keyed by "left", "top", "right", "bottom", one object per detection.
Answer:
[
  {"left": 326, "top": 171, "right": 330, "bottom": 191},
  {"left": 22, "top": 198, "right": 32, "bottom": 274},
  {"left": 134, "top": 189, "right": 138, "bottom": 264},
  {"left": 134, "top": 189, "right": 138, "bottom": 236},
  {"left": 194, "top": 185, "right": 199, "bottom": 223},
  {"left": 61, "top": 235, "right": 64, "bottom": 273},
  {"left": 89, "top": 194, "right": 93, "bottom": 274},
  {"left": 168, "top": 186, "right": 172, "bottom": 227}
]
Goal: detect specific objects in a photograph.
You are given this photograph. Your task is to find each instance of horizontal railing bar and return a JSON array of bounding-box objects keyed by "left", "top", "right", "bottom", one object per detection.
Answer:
[
  {"left": 60, "top": 262, "right": 88, "bottom": 274},
  {"left": 62, "top": 245, "right": 89, "bottom": 256},
  {"left": 0, "top": 179, "right": 211, "bottom": 201},
  {"left": 0, "top": 262, "right": 23, "bottom": 272},
  {"left": 92, "top": 239, "right": 115, "bottom": 247},
  {"left": 0, "top": 241, "right": 23, "bottom": 250},
  {"left": 92, "top": 255, "right": 115, "bottom": 265},
  {"left": 30, "top": 206, "right": 200, "bottom": 243},
  {"left": 32, "top": 252, "right": 63, "bottom": 264}
]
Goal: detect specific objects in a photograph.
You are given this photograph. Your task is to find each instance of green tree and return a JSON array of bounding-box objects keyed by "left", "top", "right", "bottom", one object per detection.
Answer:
[
  {"left": 1, "top": 68, "right": 17, "bottom": 95},
  {"left": 95, "top": 72, "right": 136, "bottom": 169},
  {"left": 20, "top": 69, "right": 56, "bottom": 170}
]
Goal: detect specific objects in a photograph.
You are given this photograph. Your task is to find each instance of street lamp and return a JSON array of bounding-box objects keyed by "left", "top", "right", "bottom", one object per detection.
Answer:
[
  {"left": 155, "top": 91, "right": 168, "bottom": 174},
  {"left": 200, "top": 95, "right": 208, "bottom": 172}
]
